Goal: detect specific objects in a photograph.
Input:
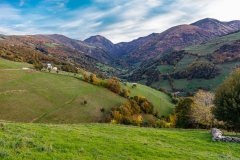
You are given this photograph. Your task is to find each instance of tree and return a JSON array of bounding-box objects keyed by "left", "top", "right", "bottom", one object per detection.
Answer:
[
  {"left": 83, "top": 72, "right": 90, "bottom": 82},
  {"left": 213, "top": 68, "right": 240, "bottom": 133},
  {"left": 192, "top": 90, "right": 215, "bottom": 128},
  {"left": 33, "top": 60, "right": 43, "bottom": 70},
  {"left": 175, "top": 97, "right": 196, "bottom": 128},
  {"left": 120, "top": 89, "right": 130, "bottom": 98},
  {"left": 90, "top": 73, "right": 98, "bottom": 85},
  {"left": 106, "top": 77, "right": 121, "bottom": 94}
]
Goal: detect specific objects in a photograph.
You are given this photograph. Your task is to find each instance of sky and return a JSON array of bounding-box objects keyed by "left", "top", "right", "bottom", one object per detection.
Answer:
[{"left": 0, "top": 0, "right": 239, "bottom": 43}]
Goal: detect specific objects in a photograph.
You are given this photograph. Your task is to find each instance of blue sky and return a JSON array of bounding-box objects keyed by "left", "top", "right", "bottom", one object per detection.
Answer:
[{"left": 0, "top": 0, "right": 239, "bottom": 43}]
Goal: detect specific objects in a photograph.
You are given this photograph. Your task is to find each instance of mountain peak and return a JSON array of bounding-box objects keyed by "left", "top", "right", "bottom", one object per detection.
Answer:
[
  {"left": 191, "top": 18, "right": 240, "bottom": 36},
  {"left": 84, "top": 35, "right": 115, "bottom": 52}
]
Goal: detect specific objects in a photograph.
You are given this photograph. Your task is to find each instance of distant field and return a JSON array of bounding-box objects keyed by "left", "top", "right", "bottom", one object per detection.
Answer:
[
  {"left": 176, "top": 54, "right": 197, "bottom": 71},
  {"left": 184, "top": 31, "right": 240, "bottom": 55},
  {"left": 157, "top": 65, "right": 173, "bottom": 73},
  {"left": 152, "top": 77, "right": 172, "bottom": 92},
  {"left": 45, "top": 43, "right": 56, "bottom": 48},
  {"left": 171, "top": 62, "right": 240, "bottom": 95},
  {"left": 121, "top": 83, "right": 174, "bottom": 116},
  {"left": 0, "top": 58, "right": 32, "bottom": 69},
  {"left": 0, "top": 121, "right": 239, "bottom": 159}
]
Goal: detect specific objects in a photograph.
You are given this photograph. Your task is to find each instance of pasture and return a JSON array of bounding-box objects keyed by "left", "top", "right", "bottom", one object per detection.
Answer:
[{"left": 0, "top": 121, "right": 239, "bottom": 159}]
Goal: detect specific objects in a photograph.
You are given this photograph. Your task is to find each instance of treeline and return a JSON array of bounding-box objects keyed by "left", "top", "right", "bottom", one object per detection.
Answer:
[
  {"left": 171, "top": 62, "right": 220, "bottom": 79},
  {"left": 207, "top": 40, "right": 240, "bottom": 64}
]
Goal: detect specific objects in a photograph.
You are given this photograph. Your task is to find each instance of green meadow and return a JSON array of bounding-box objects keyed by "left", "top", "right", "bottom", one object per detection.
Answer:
[
  {"left": 0, "top": 121, "right": 240, "bottom": 160},
  {"left": 121, "top": 83, "right": 174, "bottom": 116},
  {"left": 0, "top": 58, "right": 174, "bottom": 123}
]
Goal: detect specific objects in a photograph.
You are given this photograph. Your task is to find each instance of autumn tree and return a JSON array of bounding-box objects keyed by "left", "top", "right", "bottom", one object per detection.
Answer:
[
  {"left": 120, "top": 89, "right": 130, "bottom": 98},
  {"left": 191, "top": 90, "right": 215, "bottom": 128},
  {"left": 106, "top": 77, "right": 121, "bottom": 94},
  {"left": 83, "top": 72, "right": 90, "bottom": 82},
  {"left": 213, "top": 68, "right": 240, "bottom": 133},
  {"left": 90, "top": 73, "right": 98, "bottom": 85},
  {"left": 33, "top": 60, "right": 43, "bottom": 70}
]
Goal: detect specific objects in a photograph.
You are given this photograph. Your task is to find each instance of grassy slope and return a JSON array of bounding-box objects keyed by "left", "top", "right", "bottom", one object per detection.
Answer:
[
  {"left": 0, "top": 58, "right": 174, "bottom": 123},
  {"left": 121, "top": 83, "right": 174, "bottom": 116},
  {"left": 0, "top": 59, "right": 127, "bottom": 123},
  {"left": 153, "top": 32, "right": 240, "bottom": 94},
  {"left": 184, "top": 31, "right": 240, "bottom": 55},
  {"left": 0, "top": 70, "right": 127, "bottom": 123},
  {"left": 0, "top": 121, "right": 240, "bottom": 160},
  {"left": 0, "top": 58, "right": 32, "bottom": 69}
]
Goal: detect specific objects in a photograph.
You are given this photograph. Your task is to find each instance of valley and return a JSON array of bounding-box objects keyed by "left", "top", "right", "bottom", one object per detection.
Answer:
[{"left": 0, "top": 16, "right": 240, "bottom": 159}]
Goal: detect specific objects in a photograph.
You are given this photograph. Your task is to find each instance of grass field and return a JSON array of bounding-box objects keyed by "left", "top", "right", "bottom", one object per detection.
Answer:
[
  {"left": 0, "top": 69, "right": 127, "bottom": 123},
  {"left": 170, "top": 62, "right": 240, "bottom": 95},
  {"left": 45, "top": 43, "right": 56, "bottom": 48},
  {"left": 157, "top": 65, "right": 174, "bottom": 73},
  {"left": 176, "top": 54, "right": 197, "bottom": 71},
  {"left": 0, "top": 121, "right": 240, "bottom": 160},
  {"left": 0, "top": 58, "right": 174, "bottom": 123},
  {"left": 0, "top": 58, "right": 32, "bottom": 69},
  {"left": 121, "top": 83, "right": 174, "bottom": 116}
]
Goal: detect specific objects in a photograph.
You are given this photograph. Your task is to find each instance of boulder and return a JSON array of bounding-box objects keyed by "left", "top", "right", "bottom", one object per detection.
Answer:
[{"left": 211, "top": 128, "right": 240, "bottom": 142}]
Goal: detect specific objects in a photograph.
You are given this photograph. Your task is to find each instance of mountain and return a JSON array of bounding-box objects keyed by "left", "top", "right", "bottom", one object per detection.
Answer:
[
  {"left": 34, "top": 34, "right": 116, "bottom": 63},
  {"left": 122, "top": 18, "right": 240, "bottom": 64},
  {"left": 84, "top": 35, "right": 116, "bottom": 53},
  {"left": 125, "top": 25, "right": 215, "bottom": 63},
  {"left": 191, "top": 18, "right": 240, "bottom": 36},
  {"left": 114, "top": 33, "right": 158, "bottom": 57},
  {"left": 127, "top": 30, "right": 240, "bottom": 96},
  {"left": 83, "top": 18, "right": 240, "bottom": 66},
  {"left": 84, "top": 33, "right": 158, "bottom": 57}
]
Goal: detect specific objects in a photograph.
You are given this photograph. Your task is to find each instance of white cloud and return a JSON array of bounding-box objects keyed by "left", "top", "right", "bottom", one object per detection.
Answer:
[
  {"left": 0, "top": 0, "right": 240, "bottom": 43},
  {"left": 20, "top": 0, "right": 24, "bottom": 7},
  {"left": 0, "top": 5, "right": 21, "bottom": 20},
  {"left": 94, "top": 0, "right": 240, "bottom": 43}
]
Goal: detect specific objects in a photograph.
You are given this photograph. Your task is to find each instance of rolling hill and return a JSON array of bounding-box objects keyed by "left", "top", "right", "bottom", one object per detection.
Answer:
[{"left": 0, "top": 58, "right": 174, "bottom": 124}]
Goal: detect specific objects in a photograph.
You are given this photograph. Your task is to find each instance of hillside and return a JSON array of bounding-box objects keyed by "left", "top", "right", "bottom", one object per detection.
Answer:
[
  {"left": 0, "top": 121, "right": 239, "bottom": 159},
  {"left": 123, "top": 18, "right": 240, "bottom": 64},
  {"left": 128, "top": 31, "right": 240, "bottom": 96},
  {"left": 121, "top": 83, "right": 174, "bottom": 115},
  {"left": 0, "top": 59, "right": 127, "bottom": 123},
  {"left": 0, "top": 58, "right": 173, "bottom": 124},
  {"left": 0, "top": 35, "right": 110, "bottom": 74},
  {"left": 34, "top": 34, "right": 116, "bottom": 63}
]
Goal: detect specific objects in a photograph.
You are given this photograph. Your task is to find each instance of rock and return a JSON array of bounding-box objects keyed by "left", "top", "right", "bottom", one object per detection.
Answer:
[
  {"left": 211, "top": 128, "right": 222, "bottom": 140},
  {"left": 211, "top": 128, "right": 240, "bottom": 143}
]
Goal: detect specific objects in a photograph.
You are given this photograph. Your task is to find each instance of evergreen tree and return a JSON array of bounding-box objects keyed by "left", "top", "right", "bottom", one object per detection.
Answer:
[{"left": 213, "top": 68, "right": 240, "bottom": 133}]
